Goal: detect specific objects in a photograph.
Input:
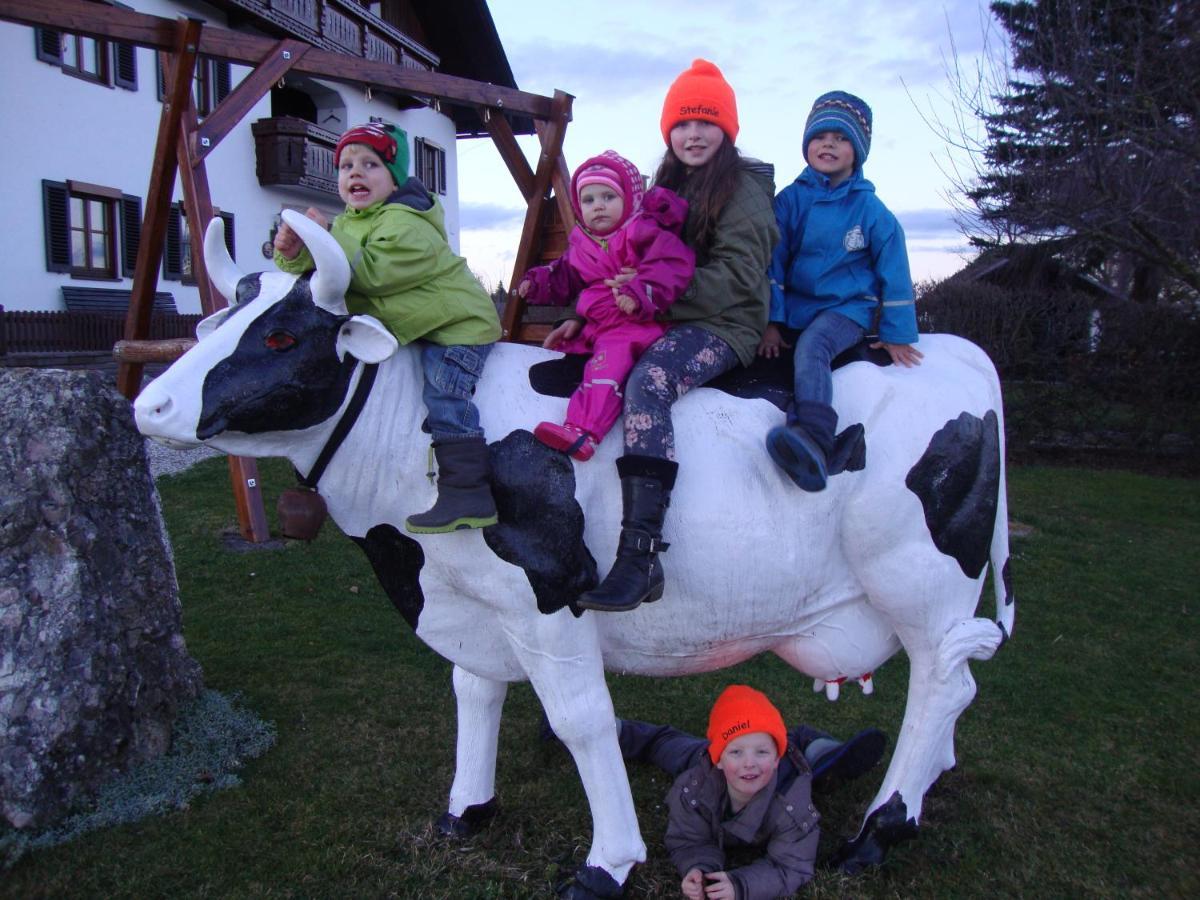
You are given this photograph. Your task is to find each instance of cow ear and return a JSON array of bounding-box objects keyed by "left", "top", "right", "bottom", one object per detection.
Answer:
[
  {"left": 195, "top": 308, "right": 233, "bottom": 341},
  {"left": 336, "top": 315, "right": 398, "bottom": 364}
]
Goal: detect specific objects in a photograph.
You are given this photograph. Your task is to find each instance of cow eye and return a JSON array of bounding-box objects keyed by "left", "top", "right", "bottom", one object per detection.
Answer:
[{"left": 265, "top": 330, "right": 297, "bottom": 352}]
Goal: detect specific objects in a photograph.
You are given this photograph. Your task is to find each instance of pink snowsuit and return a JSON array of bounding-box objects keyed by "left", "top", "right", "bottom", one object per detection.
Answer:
[{"left": 523, "top": 151, "right": 695, "bottom": 441}]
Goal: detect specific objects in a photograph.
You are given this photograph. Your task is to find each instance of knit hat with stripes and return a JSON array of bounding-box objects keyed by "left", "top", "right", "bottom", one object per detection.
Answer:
[{"left": 803, "top": 91, "right": 872, "bottom": 168}]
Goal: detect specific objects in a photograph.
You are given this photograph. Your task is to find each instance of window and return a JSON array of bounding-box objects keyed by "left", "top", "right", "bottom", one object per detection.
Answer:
[
  {"left": 34, "top": 2, "right": 137, "bottom": 90},
  {"left": 42, "top": 180, "right": 135, "bottom": 280},
  {"left": 164, "top": 205, "right": 235, "bottom": 282},
  {"left": 414, "top": 137, "right": 447, "bottom": 195},
  {"left": 157, "top": 55, "right": 232, "bottom": 117}
]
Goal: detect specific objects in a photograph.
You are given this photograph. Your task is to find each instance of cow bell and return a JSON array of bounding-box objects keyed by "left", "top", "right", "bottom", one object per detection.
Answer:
[{"left": 277, "top": 486, "right": 328, "bottom": 541}]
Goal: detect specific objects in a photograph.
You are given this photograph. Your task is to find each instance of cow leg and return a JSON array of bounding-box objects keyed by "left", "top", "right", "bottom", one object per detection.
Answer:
[
  {"left": 507, "top": 617, "right": 646, "bottom": 895},
  {"left": 439, "top": 664, "right": 507, "bottom": 838},
  {"left": 837, "top": 566, "right": 1001, "bottom": 872}
]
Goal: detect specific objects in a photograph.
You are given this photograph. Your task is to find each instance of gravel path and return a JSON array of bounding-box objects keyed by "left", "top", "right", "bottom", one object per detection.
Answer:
[{"left": 145, "top": 440, "right": 223, "bottom": 479}]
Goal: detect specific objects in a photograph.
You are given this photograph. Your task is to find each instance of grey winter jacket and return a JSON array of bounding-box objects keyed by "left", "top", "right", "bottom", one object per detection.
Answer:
[{"left": 664, "top": 744, "right": 820, "bottom": 899}]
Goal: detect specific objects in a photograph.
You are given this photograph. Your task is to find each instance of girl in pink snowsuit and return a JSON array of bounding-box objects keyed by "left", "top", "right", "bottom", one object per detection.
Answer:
[{"left": 518, "top": 150, "right": 695, "bottom": 461}]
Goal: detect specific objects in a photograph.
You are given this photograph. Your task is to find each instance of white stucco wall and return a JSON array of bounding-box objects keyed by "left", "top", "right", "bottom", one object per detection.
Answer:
[{"left": 0, "top": 0, "right": 463, "bottom": 314}]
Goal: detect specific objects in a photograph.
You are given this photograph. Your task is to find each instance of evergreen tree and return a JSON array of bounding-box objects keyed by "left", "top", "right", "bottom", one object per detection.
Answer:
[{"left": 963, "top": 0, "right": 1199, "bottom": 303}]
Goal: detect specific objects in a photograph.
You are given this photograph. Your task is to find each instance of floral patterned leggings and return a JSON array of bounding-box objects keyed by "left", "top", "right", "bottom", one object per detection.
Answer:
[{"left": 622, "top": 325, "right": 740, "bottom": 460}]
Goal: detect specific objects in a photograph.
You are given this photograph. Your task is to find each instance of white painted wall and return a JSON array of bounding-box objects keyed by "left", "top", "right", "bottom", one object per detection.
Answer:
[{"left": 0, "top": 0, "right": 463, "bottom": 313}]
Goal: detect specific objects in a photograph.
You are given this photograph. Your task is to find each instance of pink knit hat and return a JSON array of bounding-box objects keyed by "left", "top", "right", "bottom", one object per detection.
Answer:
[{"left": 569, "top": 150, "right": 645, "bottom": 232}]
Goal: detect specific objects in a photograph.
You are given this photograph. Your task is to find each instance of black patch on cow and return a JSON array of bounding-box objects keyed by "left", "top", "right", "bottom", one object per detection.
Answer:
[
  {"left": 483, "top": 430, "right": 598, "bottom": 616},
  {"left": 529, "top": 341, "right": 892, "bottom": 412},
  {"left": 1002, "top": 557, "right": 1013, "bottom": 605},
  {"left": 828, "top": 423, "right": 867, "bottom": 477},
  {"left": 906, "top": 410, "right": 1000, "bottom": 579},
  {"left": 198, "top": 277, "right": 356, "bottom": 439},
  {"left": 235, "top": 272, "right": 263, "bottom": 308},
  {"left": 831, "top": 791, "right": 919, "bottom": 874},
  {"left": 350, "top": 524, "right": 426, "bottom": 630}
]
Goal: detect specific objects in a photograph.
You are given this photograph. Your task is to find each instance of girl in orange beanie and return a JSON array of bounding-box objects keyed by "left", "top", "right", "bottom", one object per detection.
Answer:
[{"left": 566, "top": 59, "right": 779, "bottom": 614}]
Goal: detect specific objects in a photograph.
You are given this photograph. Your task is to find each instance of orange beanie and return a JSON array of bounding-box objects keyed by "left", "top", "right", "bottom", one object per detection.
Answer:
[
  {"left": 706, "top": 685, "right": 787, "bottom": 763},
  {"left": 660, "top": 58, "right": 739, "bottom": 144}
]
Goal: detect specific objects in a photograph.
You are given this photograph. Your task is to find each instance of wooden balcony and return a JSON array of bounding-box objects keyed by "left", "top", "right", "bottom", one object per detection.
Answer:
[
  {"left": 217, "top": 0, "right": 438, "bottom": 71},
  {"left": 251, "top": 116, "right": 339, "bottom": 195}
]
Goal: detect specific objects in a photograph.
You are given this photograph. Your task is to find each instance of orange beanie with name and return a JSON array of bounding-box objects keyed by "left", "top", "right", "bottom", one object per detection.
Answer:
[
  {"left": 660, "top": 58, "right": 739, "bottom": 144},
  {"left": 706, "top": 684, "right": 787, "bottom": 763}
]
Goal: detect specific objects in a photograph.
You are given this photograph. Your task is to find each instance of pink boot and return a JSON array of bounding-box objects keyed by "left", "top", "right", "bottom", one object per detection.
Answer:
[{"left": 534, "top": 422, "right": 598, "bottom": 461}]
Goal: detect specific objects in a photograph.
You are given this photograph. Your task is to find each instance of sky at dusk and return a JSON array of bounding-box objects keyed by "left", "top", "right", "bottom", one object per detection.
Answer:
[{"left": 456, "top": 0, "right": 1001, "bottom": 292}]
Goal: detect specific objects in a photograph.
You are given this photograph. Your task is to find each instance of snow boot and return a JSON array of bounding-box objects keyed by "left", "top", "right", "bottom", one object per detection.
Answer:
[
  {"left": 533, "top": 421, "right": 598, "bottom": 461},
  {"left": 405, "top": 438, "right": 498, "bottom": 533},
  {"left": 576, "top": 455, "right": 677, "bottom": 613},
  {"left": 766, "top": 400, "right": 838, "bottom": 491}
]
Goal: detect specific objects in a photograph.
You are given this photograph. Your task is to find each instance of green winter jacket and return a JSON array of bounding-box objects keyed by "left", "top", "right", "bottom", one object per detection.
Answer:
[
  {"left": 275, "top": 185, "right": 500, "bottom": 347},
  {"left": 663, "top": 163, "right": 779, "bottom": 365}
]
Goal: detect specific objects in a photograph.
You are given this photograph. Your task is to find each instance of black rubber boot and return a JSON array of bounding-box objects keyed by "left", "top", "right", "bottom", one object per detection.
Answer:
[
  {"left": 766, "top": 400, "right": 838, "bottom": 491},
  {"left": 405, "top": 438, "right": 498, "bottom": 533},
  {"left": 576, "top": 455, "right": 677, "bottom": 613}
]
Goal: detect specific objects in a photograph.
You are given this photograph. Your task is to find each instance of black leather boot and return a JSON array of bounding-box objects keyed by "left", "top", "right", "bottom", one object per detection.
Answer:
[
  {"left": 576, "top": 455, "right": 677, "bottom": 612},
  {"left": 405, "top": 438, "right": 498, "bottom": 533}
]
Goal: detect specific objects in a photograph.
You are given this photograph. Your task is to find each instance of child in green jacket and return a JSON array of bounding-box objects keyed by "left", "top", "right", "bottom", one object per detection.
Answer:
[{"left": 275, "top": 122, "right": 501, "bottom": 534}]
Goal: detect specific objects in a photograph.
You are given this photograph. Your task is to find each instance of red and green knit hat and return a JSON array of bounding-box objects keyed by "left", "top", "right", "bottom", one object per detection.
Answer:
[
  {"left": 706, "top": 684, "right": 787, "bottom": 763},
  {"left": 334, "top": 122, "right": 410, "bottom": 187}
]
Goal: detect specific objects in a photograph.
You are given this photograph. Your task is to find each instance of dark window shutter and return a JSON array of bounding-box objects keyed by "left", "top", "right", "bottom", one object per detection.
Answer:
[
  {"left": 35, "top": 28, "right": 63, "bottom": 65},
  {"left": 214, "top": 60, "right": 232, "bottom": 104},
  {"left": 163, "top": 203, "right": 182, "bottom": 280},
  {"left": 114, "top": 42, "right": 137, "bottom": 90},
  {"left": 42, "top": 180, "right": 71, "bottom": 273},
  {"left": 120, "top": 194, "right": 142, "bottom": 277},
  {"left": 220, "top": 211, "right": 236, "bottom": 262}
]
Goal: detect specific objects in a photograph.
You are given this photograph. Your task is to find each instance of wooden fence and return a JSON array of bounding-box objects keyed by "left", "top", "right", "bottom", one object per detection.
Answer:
[{"left": 1, "top": 306, "right": 201, "bottom": 369}]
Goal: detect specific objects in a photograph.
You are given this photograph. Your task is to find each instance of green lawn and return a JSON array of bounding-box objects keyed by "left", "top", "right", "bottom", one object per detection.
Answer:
[{"left": 3, "top": 460, "right": 1197, "bottom": 898}]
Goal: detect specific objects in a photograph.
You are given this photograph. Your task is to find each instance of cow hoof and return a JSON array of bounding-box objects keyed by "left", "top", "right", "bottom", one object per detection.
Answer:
[
  {"left": 556, "top": 864, "right": 625, "bottom": 898},
  {"left": 832, "top": 791, "right": 919, "bottom": 874},
  {"left": 435, "top": 797, "right": 498, "bottom": 839}
]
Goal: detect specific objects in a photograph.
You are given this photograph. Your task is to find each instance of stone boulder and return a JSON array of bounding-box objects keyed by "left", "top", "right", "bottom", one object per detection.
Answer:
[{"left": 0, "top": 369, "right": 203, "bottom": 829}]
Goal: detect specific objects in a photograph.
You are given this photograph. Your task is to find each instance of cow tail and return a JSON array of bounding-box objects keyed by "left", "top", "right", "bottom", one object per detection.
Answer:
[{"left": 992, "top": 399, "right": 1015, "bottom": 647}]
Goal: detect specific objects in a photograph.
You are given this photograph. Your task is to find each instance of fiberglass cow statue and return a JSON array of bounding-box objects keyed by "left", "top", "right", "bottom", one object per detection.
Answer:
[{"left": 135, "top": 211, "right": 1014, "bottom": 896}]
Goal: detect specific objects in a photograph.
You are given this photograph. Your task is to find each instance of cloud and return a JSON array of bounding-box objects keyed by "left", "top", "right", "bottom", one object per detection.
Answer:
[
  {"left": 460, "top": 202, "right": 526, "bottom": 231},
  {"left": 505, "top": 42, "right": 682, "bottom": 101},
  {"left": 896, "top": 208, "right": 961, "bottom": 239}
]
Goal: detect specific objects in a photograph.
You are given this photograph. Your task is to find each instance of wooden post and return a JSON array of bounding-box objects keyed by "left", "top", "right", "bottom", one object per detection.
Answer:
[
  {"left": 116, "top": 17, "right": 200, "bottom": 400},
  {"left": 501, "top": 90, "right": 573, "bottom": 343}
]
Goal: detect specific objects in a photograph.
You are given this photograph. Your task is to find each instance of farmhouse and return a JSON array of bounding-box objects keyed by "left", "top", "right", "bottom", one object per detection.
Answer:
[{"left": 0, "top": 0, "right": 532, "bottom": 318}]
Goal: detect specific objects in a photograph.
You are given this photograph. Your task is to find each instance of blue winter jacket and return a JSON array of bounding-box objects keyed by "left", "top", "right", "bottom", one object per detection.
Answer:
[{"left": 768, "top": 167, "right": 917, "bottom": 344}]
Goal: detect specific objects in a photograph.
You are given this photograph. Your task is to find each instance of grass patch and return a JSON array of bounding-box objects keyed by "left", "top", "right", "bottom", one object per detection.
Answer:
[{"left": 2, "top": 459, "right": 1197, "bottom": 897}]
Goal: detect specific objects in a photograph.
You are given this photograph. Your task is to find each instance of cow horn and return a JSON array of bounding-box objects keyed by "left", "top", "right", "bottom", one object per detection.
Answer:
[
  {"left": 203, "top": 217, "right": 243, "bottom": 304},
  {"left": 280, "top": 209, "right": 350, "bottom": 315}
]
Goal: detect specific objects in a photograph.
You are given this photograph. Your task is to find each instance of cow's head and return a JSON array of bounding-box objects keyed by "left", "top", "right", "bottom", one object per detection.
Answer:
[{"left": 135, "top": 210, "right": 397, "bottom": 451}]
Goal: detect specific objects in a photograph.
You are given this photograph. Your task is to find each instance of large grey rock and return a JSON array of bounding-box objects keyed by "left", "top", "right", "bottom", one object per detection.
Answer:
[{"left": 0, "top": 369, "right": 203, "bottom": 829}]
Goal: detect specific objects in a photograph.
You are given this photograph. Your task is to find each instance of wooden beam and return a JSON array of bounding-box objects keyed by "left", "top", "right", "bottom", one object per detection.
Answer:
[
  {"left": 116, "top": 17, "right": 200, "bottom": 401},
  {"left": 113, "top": 338, "right": 196, "bottom": 363},
  {"left": 0, "top": 0, "right": 557, "bottom": 120},
  {"left": 501, "top": 90, "right": 573, "bottom": 343},
  {"left": 483, "top": 107, "right": 535, "bottom": 201},
  {"left": 193, "top": 38, "right": 309, "bottom": 164},
  {"left": 535, "top": 117, "right": 577, "bottom": 235}
]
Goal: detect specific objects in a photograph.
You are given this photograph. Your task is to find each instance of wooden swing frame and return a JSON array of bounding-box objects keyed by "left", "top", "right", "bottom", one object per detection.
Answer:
[{"left": 1, "top": 0, "right": 571, "bottom": 541}]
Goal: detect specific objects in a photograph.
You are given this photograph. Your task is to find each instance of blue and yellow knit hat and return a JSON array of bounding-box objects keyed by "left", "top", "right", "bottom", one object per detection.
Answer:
[{"left": 803, "top": 91, "right": 872, "bottom": 168}]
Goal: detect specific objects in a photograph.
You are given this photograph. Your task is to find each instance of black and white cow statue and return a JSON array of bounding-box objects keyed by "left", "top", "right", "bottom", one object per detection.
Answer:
[{"left": 135, "top": 211, "right": 1014, "bottom": 895}]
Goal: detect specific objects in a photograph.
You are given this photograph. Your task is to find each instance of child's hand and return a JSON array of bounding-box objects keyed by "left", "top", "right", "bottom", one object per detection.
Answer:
[
  {"left": 603, "top": 267, "right": 637, "bottom": 290},
  {"left": 543, "top": 318, "right": 582, "bottom": 350},
  {"left": 273, "top": 220, "right": 303, "bottom": 260},
  {"left": 616, "top": 293, "right": 638, "bottom": 316},
  {"left": 757, "top": 323, "right": 790, "bottom": 358},
  {"left": 303, "top": 207, "right": 328, "bottom": 229},
  {"left": 871, "top": 341, "right": 924, "bottom": 367},
  {"left": 681, "top": 868, "right": 704, "bottom": 900},
  {"left": 703, "top": 871, "right": 735, "bottom": 900},
  {"left": 517, "top": 279, "right": 532, "bottom": 299}
]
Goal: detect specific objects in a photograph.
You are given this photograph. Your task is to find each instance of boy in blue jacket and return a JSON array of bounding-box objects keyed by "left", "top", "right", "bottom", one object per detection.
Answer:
[{"left": 758, "top": 91, "right": 922, "bottom": 491}]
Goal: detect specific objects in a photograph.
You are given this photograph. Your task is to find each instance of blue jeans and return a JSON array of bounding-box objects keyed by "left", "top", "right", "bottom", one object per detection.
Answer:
[
  {"left": 419, "top": 341, "right": 492, "bottom": 442},
  {"left": 792, "top": 311, "right": 866, "bottom": 407}
]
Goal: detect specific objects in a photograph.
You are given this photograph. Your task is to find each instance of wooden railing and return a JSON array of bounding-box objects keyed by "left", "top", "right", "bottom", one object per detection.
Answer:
[
  {"left": 1, "top": 307, "right": 201, "bottom": 359},
  {"left": 251, "top": 116, "right": 339, "bottom": 195}
]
